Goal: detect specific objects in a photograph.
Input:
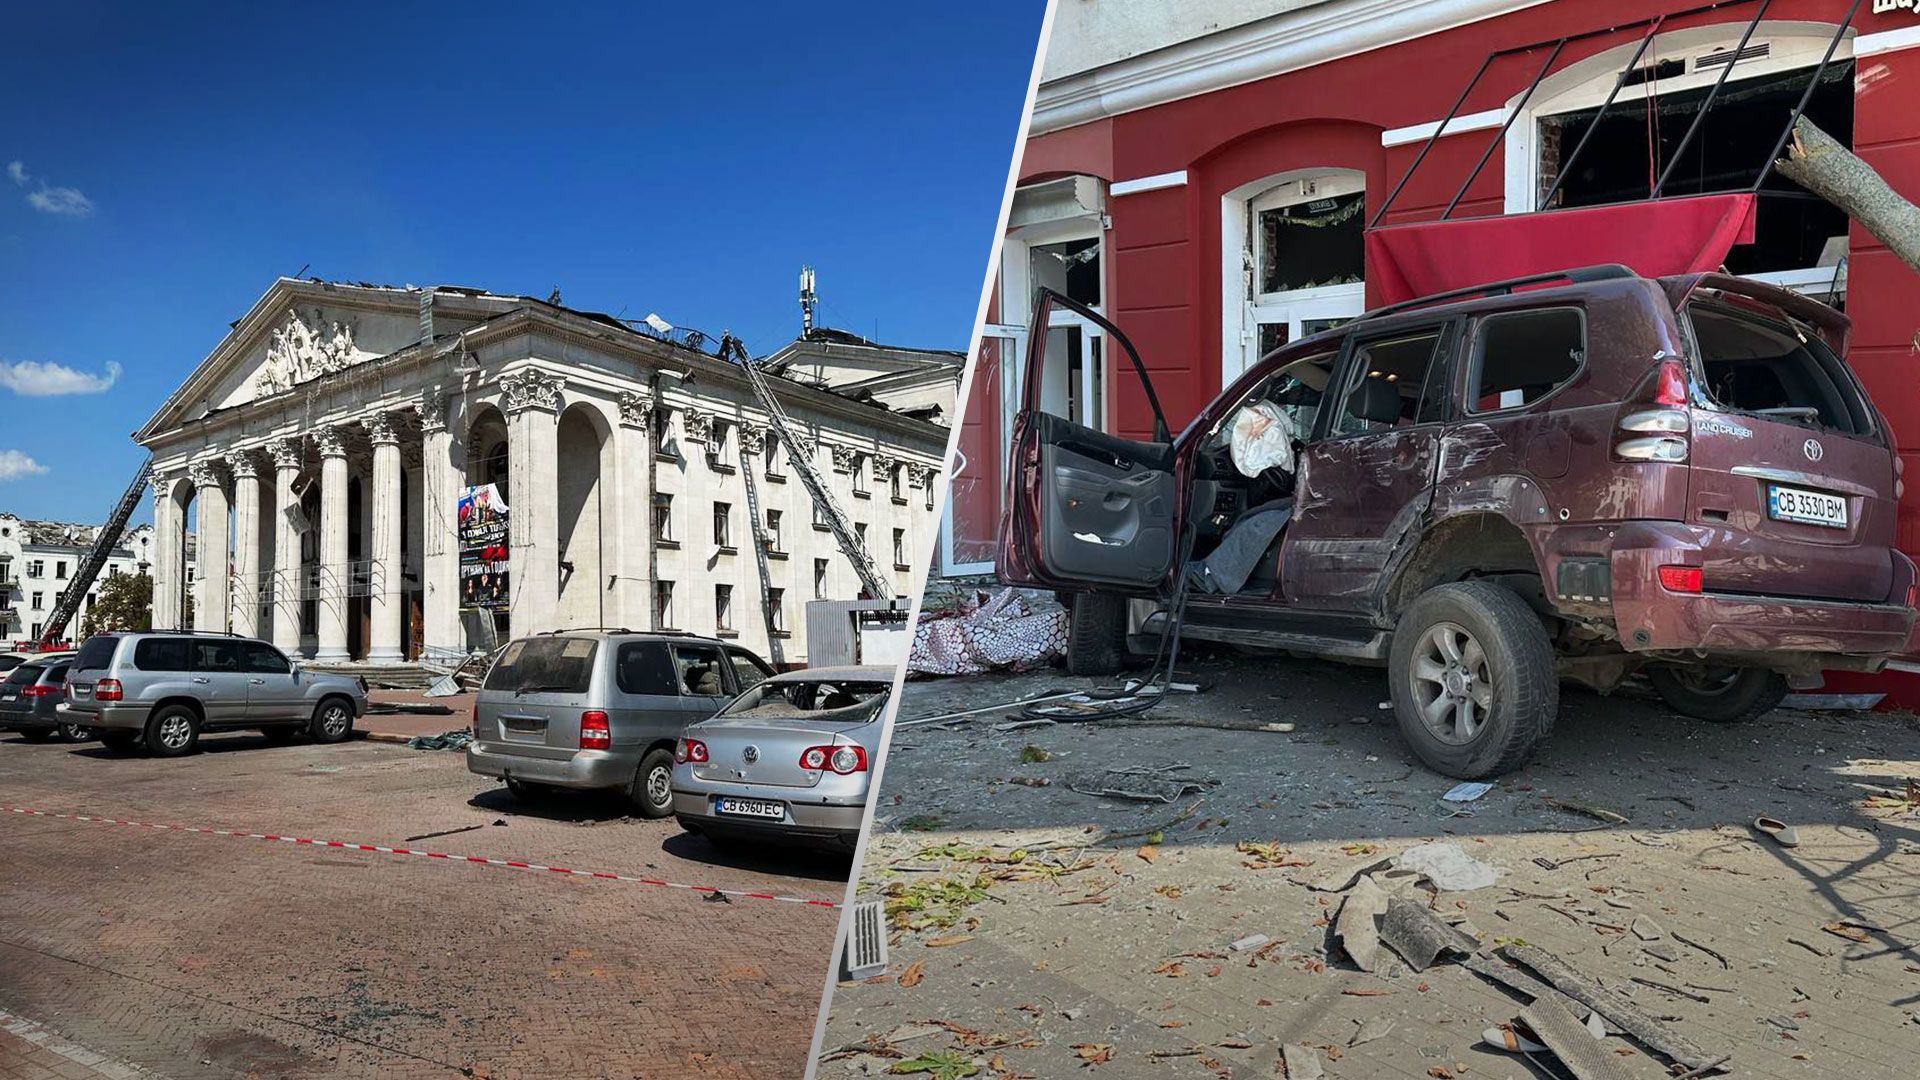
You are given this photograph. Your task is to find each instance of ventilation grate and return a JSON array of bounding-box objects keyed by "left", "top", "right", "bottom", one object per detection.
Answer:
[
  {"left": 841, "top": 900, "right": 889, "bottom": 981},
  {"left": 1694, "top": 42, "right": 1771, "bottom": 70}
]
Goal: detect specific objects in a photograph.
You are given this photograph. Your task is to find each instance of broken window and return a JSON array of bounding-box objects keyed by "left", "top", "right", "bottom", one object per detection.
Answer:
[
  {"left": 715, "top": 584, "right": 734, "bottom": 631},
  {"left": 1538, "top": 61, "right": 1854, "bottom": 277},
  {"left": 1030, "top": 237, "right": 1100, "bottom": 306},
  {"left": 1258, "top": 190, "right": 1365, "bottom": 294},
  {"left": 1329, "top": 331, "right": 1448, "bottom": 437},
  {"left": 1685, "top": 300, "right": 1873, "bottom": 436},
  {"left": 1470, "top": 309, "right": 1585, "bottom": 413}
]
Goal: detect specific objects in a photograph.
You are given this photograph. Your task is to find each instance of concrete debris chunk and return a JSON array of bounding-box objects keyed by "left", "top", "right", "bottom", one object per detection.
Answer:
[
  {"left": 1501, "top": 943, "right": 1727, "bottom": 1072},
  {"left": 1519, "top": 998, "right": 1635, "bottom": 1080},
  {"left": 1333, "top": 875, "right": 1391, "bottom": 972},
  {"left": 1379, "top": 897, "right": 1479, "bottom": 972},
  {"left": 1630, "top": 916, "right": 1665, "bottom": 942},
  {"left": 1228, "top": 933, "right": 1271, "bottom": 953},
  {"left": 1280, "top": 1043, "right": 1324, "bottom": 1079},
  {"left": 1348, "top": 1016, "right": 1396, "bottom": 1048}
]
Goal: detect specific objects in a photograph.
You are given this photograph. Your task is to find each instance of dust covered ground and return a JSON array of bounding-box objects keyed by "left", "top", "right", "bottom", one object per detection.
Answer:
[
  {"left": 0, "top": 731, "right": 849, "bottom": 1080},
  {"left": 818, "top": 649, "right": 1920, "bottom": 1079}
]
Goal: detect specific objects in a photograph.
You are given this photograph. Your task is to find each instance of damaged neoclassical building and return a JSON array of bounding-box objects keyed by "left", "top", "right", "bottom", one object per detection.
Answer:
[{"left": 135, "top": 278, "right": 955, "bottom": 666}]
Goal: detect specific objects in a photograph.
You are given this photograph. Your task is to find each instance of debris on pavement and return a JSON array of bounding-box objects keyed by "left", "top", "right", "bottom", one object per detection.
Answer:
[
  {"left": 404, "top": 729, "right": 473, "bottom": 751},
  {"left": 908, "top": 589, "right": 1066, "bottom": 676},
  {"left": 1378, "top": 897, "right": 1479, "bottom": 972},
  {"left": 1066, "top": 765, "right": 1218, "bottom": 803},
  {"left": 1280, "top": 1042, "right": 1324, "bottom": 1079},
  {"left": 1547, "top": 798, "right": 1630, "bottom": 825},
  {"left": 1348, "top": 1016, "right": 1396, "bottom": 1048},
  {"left": 1334, "top": 875, "right": 1391, "bottom": 972},
  {"left": 1396, "top": 841, "right": 1499, "bottom": 891},
  {"left": 1517, "top": 998, "right": 1633, "bottom": 1080},
  {"left": 1441, "top": 781, "right": 1493, "bottom": 803},
  {"left": 1500, "top": 943, "right": 1727, "bottom": 1073},
  {"left": 1752, "top": 815, "right": 1801, "bottom": 847}
]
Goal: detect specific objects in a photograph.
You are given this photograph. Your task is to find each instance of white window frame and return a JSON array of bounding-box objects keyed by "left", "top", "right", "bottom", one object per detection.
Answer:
[
  {"left": 941, "top": 326, "right": 1027, "bottom": 577},
  {"left": 1221, "top": 168, "right": 1369, "bottom": 387}
]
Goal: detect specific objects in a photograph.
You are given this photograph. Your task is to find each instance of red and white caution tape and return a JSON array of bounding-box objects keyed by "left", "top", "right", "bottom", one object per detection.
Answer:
[{"left": 0, "top": 804, "right": 839, "bottom": 909}]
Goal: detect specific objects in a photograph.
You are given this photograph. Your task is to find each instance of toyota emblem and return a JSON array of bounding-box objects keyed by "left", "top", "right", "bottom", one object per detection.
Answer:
[
  {"left": 1803, "top": 438, "right": 1824, "bottom": 463},
  {"left": 742, "top": 745, "right": 759, "bottom": 763}
]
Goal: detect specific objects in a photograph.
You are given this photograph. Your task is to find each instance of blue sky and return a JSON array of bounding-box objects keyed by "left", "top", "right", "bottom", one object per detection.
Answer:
[{"left": 0, "top": 1, "right": 1042, "bottom": 522}]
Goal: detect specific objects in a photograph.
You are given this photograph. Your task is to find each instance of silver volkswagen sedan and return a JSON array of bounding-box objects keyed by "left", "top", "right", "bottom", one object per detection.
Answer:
[{"left": 670, "top": 665, "right": 892, "bottom": 853}]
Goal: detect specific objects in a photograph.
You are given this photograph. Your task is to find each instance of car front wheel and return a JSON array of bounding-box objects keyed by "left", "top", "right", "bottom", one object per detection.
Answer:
[
  {"left": 1647, "top": 665, "right": 1788, "bottom": 723},
  {"left": 309, "top": 699, "right": 355, "bottom": 743},
  {"left": 1388, "top": 581, "right": 1557, "bottom": 780},
  {"left": 631, "top": 748, "right": 676, "bottom": 819}
]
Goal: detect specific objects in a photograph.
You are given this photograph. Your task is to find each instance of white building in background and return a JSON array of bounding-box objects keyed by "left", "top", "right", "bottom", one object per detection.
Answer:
[
  {"left": 0, "top": 515, "right": 182, "bottom": 647},
  {"left": 133, "top": 278, "right": 951, "bottom": 667}
]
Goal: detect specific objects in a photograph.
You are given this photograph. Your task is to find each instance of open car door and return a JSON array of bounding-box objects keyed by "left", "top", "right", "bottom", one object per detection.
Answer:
[{"left": 997, "top": 288, "right": 1179, "bottom": 593}]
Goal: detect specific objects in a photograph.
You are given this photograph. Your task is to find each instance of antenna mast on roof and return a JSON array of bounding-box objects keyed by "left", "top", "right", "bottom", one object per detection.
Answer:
[{"left": 799, "top": 265, "right": 818, "bottom": 337}]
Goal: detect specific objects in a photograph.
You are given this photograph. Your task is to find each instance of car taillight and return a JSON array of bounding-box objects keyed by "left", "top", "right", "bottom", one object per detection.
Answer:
[
  {"left": 1653, "top": 358, "right": 1689, "bottom": 406},
  {"left": 21, "top": 685, "right": 56, "bottom": 698},
  {"left": 1657, "top": 565, "right": 1704, "bottom": 593},
  {"left": 676, "top": 737, "right": 708, "bottom": 764},
  {"left": 800, "top": 744, "right": 868, "bottom": 775},
  {"left": 1616, "top": 360, "right": 1691, "bottom": 464},
  {"left": 578, "top": 710, "right": 611, "bottom": 751},
  {"left": 94, "top": 679, "right": 123, "bottom": 702},
  {"left": 1906, "top": 583, "right": 1917, "bottom": 609}
]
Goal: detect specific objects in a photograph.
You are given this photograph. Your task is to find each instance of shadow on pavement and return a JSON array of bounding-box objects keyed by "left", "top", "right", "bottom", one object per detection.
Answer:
[{"left": 662, "top": 830, "right": 853, "bottom": 883}]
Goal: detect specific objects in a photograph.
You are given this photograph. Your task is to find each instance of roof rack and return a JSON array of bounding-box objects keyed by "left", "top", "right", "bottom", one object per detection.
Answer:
[
  {"left": 1354, "top": 264, "right": 1639, "bottom": 324},
  {"left": 540, "top": 626, "right": 635, "bottom": 636}
]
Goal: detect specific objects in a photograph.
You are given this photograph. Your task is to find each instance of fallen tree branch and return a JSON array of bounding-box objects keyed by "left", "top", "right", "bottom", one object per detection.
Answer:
[{"left": 1776, "top": 116, "right": 1920, "bottom": 274}]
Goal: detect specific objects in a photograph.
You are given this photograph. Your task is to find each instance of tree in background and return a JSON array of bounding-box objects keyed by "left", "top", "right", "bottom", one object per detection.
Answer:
[{"left": 82, "top": 572, "right": 154, "bottom": 637}]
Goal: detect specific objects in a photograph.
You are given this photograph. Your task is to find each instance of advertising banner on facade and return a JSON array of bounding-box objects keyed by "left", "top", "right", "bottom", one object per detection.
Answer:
[{"left": 458, "top": 484, "right": 510, "bottom": 609}]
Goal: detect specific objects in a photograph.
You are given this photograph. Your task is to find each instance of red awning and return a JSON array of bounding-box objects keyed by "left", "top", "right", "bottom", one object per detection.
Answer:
[{"left": 1363, "top": 194, "right": 1758, "bottom": 307}]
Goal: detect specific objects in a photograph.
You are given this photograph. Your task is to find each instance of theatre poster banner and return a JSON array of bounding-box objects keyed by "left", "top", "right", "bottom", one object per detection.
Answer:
[{"left": 458, "top": 484, "right": 510, "bottom": 610}]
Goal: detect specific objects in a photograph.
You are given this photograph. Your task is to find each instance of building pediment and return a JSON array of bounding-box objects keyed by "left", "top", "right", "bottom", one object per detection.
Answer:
[{"left": 136, "top": 279, "right": 500, "bottom": 443}]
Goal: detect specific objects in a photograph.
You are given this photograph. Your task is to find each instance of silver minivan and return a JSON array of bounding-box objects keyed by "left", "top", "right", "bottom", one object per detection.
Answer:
[{"left": 465, "top": 631, "right": 776, "bottom": 817}]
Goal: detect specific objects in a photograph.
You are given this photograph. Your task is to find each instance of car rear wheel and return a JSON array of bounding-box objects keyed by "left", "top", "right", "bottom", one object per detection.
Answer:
[
  {"left": 98, "top": 729, "right": 140, "bottom": 753},
  {"left": 1648, "top": 665, "right": 1788, "bottom": 724},
  {"left": 1389, "top": 581, "right": 1557, "bottom": 780},
  {"left": 1066, "top": 592, "right": 1128, "bottom": 676},
  {"left": 309, "top": 699, "right": 354, "bottom": 744},
  {"left": 144, "top": 706, "right": 201, "bottom": 757},
  {"left": 630, "top": 748, "right": 676, "bottom": 819},
  {"left": 55, "top": 721, "right": 91, "bottom": 743},
  {"left": 17, "top": 728, "right": 55, "bottom": 743}
]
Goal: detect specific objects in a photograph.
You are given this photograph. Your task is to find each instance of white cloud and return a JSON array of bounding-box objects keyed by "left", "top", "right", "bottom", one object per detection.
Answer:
[
  {"left": 0, "top": 358, "right": 122, "bottom": 396},
  {"left": 0, "top": 450, "right": 48, "bottom": 483},
  {"left": 27, "top": 185, "right": 93, "bottom": 217},
  {"left": 7, "top": 160, "right": 93, "bottom": 217}
]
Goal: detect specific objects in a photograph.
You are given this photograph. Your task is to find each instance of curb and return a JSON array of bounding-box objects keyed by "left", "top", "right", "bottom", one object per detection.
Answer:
[{"left": 361, "top": 731, "right": 416, "bottom": 745}]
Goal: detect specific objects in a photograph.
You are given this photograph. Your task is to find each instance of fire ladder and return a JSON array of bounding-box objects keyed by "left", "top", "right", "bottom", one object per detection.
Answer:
[
  {"left": 36, "top": 460, "right": 152, "bottom": 648},
  {"left": 717, "top": 333, "right": 892, "bottom": 604}
]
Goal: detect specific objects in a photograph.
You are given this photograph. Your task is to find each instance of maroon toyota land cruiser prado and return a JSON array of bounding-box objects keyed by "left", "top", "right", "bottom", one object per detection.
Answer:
[{"left": 998, "top": 266, "right": 1917, "bottom": 779}]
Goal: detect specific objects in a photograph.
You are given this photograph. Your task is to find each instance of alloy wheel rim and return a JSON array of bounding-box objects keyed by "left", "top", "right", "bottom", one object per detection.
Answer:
[
  {"left": 1410, "top": 621, "right": 1494, "bottom": 746},
  {"left": 159, "top": 715, "right": 192, "bottom": 750},
  {"left": 647, "top": 765, "right": 672, "bottom": 807},
  {"left": 1671, "top": 666, "right": 1740, "bottom": 696},
  {"left": 322, "top": 707, "right": 349, "bottom": 737}
]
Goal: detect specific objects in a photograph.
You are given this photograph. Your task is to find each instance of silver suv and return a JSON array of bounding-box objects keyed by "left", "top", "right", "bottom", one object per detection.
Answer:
[
  {"left": 466, "top": 631, "right": 776, "bottom": 817},
  {"left": 62, "top": 632, "right": 368, "bottom": 756}
]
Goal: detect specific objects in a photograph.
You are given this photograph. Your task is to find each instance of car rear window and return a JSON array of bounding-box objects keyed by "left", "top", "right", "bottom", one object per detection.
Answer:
[
  {"left": 1469, "top": 308, "right": 1585, "bottom": 412},
  {"left": 717, "top": 679, "right": 890, "bottom": 724},
  {"left": 615, "top": 642, "right": 680, "bottom": 695},
  {"left": 45, "top": 665, "right": 68, "bottom": 684},
  {"left": 4, "top": 665, "right": 41, "bottom": 687},
  {"left": 1686, "top": 301, "right": 1874, "bottom": 436},
  {"left": 73, "top": 636, "right": 119, "bottom": 672},
  {"left": 133, "top": 638, "right": 190, "bottom": 672},
  {"left": 484, "top": 637, "right": 597, "bottom": 695}
]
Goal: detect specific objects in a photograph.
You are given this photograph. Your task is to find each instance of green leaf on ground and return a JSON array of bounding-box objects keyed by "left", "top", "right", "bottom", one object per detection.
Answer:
[{"left": 889, "top": 1050, "right": 980, "bottom": 1078}]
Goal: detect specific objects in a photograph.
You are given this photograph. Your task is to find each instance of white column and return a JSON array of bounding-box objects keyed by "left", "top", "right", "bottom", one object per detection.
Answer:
[
  {"left": 419, "top": 388, "right": 464, "bottom": 661},
  {"left": 612, "top": 389, "right": 654, "bottom": 631},
  {"left": 270, "top": 438, "right": 305, "bottom": 654},
  {"left": 366, "top": 412, "right": 405, "bottom": 662},
  {"left": 229, "top": 452, "right": 264, "bottom": 639},
  {"left": 151, "top": 481, "right": 181, "bottom": 630},
  {"left": 502, "top": 369, "right": 563, "bottom": 637},
  {"left": 189, "top": 461, "right": 231, "bottom": 634},
  {"left": 314, "top": 426, "right": 351, "bottom": 662}
]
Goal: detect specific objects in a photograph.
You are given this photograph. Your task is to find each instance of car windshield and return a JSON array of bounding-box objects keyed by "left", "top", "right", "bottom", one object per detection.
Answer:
[
  {"left": 1207, "top": 352, "right": 1337, "bottom": 450},
  {"left": 483, "top": 637, "right": 597, "bottom": 695},
  {"left": 716, "top": 679, "right": 890, "bottom": 724}
]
